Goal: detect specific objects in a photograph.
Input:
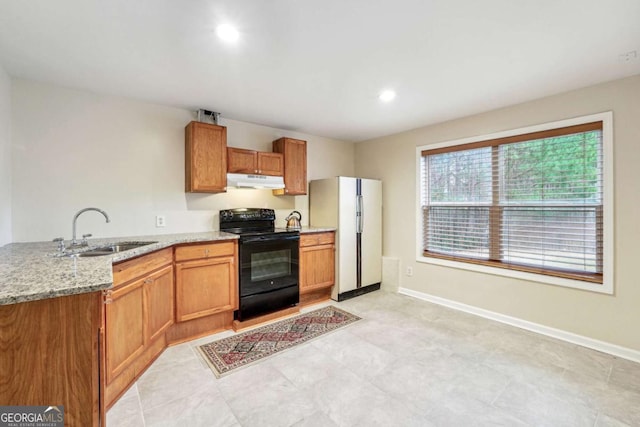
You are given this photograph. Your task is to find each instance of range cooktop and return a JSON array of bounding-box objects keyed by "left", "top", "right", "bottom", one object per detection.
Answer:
[{"left": 219, "top": 208, "right": 300, "bottom": 238}]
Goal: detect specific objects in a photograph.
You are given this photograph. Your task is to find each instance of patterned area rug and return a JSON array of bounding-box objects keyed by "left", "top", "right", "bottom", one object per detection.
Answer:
[{"left": 198, "top": 306, "right": 361, "bottom": 377}]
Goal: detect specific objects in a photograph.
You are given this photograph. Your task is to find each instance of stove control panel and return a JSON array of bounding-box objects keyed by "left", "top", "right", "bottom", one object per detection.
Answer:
[{"left": 219, "top": 208, "right": 275, "bottom": 222}]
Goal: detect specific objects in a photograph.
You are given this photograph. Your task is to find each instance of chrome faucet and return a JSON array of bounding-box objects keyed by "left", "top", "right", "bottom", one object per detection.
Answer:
[{"left": 71, "top": 207, "right": 111, "bottom": 247}]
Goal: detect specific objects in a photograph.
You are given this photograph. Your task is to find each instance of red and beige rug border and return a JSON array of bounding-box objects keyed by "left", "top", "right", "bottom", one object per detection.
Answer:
[{"left": 197, "top": 305, "right": 361, "bottom": 378}]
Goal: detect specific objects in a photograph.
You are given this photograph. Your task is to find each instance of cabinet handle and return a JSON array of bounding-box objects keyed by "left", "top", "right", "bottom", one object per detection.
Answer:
[
  {"left": 204, "top": 248, "right": 210, "bottom": 256},
  {"left": 144, "top": 278, "right": 153, "bottom": 284}
]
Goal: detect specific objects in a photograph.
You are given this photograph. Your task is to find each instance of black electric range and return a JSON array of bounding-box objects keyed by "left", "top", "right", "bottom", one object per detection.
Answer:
[{"left": 220, "top": 208, "right": 300, "bottom": 321}]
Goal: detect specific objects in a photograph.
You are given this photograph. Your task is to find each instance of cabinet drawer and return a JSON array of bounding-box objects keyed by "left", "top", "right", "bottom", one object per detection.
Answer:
[
  {"left": 300, "top": 232, "right": 335, "bottom": 247},
  {"left": 175, "top": 241, "right": 236, "bottom": 262},
  {"left": 113, "top": 248, "right": 173, "bottom": 286}
]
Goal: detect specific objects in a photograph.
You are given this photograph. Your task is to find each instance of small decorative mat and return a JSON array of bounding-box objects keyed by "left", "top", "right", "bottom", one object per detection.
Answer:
[{"left": 198, "top": 306, "right": 361, "bottom": 377}]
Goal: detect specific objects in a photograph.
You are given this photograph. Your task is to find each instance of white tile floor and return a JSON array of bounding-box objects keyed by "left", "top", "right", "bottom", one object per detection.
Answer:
[{"left": 107, "top": 291, "right": 640, "bottom": 427}]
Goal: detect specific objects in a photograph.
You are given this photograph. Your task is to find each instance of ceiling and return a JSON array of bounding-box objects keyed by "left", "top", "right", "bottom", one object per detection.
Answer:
[{"left": 0, "top": 0, "right": 638, "bottom": 142}]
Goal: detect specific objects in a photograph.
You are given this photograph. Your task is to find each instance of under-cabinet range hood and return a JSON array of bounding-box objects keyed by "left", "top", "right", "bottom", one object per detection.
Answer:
[{"left": 226, "top": 173, "right": 285, "bottom": 189}]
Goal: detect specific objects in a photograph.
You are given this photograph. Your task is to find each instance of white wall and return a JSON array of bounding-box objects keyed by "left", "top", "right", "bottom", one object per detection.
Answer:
[
  {"left": 0, "top": 65, "right": 11, "bottom": 246},
  {"left": 355, "top": 74, "right": 640, "bottom": 352},
  {"left": 10, "top": 79, "right": 354, "bottom": 242}
]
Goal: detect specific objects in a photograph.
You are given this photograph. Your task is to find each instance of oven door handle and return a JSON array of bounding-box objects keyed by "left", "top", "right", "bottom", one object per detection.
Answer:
[{"left": 241, "top": 234, "right": 300, "bottom": 244}]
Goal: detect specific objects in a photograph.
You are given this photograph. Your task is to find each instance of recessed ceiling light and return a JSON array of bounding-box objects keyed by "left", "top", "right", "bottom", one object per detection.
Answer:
[
  {"left": 216, "top": 24, "right": 239, "bottom": 43},
  {"left": 379, "top": 89, "right": 396, "bottom": 102}
]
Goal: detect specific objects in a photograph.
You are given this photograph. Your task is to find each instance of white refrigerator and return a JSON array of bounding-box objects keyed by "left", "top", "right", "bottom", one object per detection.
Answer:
[{"left": 309, "top": 177, "right": 382, "bottom": 301}]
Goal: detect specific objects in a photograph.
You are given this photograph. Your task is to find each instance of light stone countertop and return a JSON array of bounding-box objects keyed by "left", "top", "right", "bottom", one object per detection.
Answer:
[
  {"left": 0, "top": 231, "right": 238, "bottom": 306},
  {"left": 299, "top": 226, "right": 337, "bottom": 233}
]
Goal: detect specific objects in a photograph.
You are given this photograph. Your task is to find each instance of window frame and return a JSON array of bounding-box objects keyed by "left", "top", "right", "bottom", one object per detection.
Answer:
[{"left": 415, "top": 112, "right": 614, "bottom": 294}]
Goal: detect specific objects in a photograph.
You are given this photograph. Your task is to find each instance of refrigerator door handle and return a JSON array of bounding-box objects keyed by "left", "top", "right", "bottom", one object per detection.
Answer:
[
  {"left": 359, "top": 195, "right": 364, "bottom": 233},
  {"left": 356, "top": 195, "right": 364, "bottom": 233}
]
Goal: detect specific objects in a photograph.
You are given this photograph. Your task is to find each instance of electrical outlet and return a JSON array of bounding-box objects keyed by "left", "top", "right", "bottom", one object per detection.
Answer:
[
  {"left": 406, "top": 266, "right": 413, "bottom": 277},
  {"left": 155, "top": 215, "right": 166, "bottom": 227}
]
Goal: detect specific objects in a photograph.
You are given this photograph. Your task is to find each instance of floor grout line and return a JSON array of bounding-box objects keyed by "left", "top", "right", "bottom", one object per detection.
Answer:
[
  {"left": 489, "top": 377, "right": 512, "bottom": 407},
  {"left": 135, "top": 386, "right": 146, "bottom": 427}
]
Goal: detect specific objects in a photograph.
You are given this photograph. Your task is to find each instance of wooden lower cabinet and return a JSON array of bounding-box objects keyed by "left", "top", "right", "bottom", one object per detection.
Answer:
[
  {"left": 174, "top": 241, "right": 238, "bottom": 322},
  {"left": 104, "top": 249, "right": 174, "bottom": 407},
  {"left": 105, "top": 280, "right": 145, "bottom": 383},
  {"left": 300, "top": 244, "right": 335, "bottom": 291},
  {"left": 299, "top": 232, "right": 335, "bottom": 306},
  {"left": 0, "top": 239, "right": 240, "bottom": 425},
  {"left": 175, "top": 256, "right": 236, "bottom": 321},
  {"left": 0, "top": 292, "right": 102, "bottom": 427},
  {"left": 145, "top": 265, "right": 175, "bottom": 342},
  {"left": 168, "top": 241, "right": 238, "bottom": 344}
]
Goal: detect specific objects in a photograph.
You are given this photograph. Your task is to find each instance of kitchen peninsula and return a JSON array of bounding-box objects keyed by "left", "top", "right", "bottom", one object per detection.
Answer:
[
  {"left": 0, "top": 231, "right": 239, "bottom": 426},
  {"left": 0, "top": 227, "right": 334, "bottom": 426}
]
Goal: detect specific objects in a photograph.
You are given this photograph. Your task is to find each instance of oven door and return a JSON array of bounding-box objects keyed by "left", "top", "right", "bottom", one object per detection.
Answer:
[{"left": 239, "top": 233, "right": 299, "bottom": 298}]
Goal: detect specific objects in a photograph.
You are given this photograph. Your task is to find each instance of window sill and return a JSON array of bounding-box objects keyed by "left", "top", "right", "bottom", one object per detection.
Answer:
[{"left": 416, "top": 254, "right": 613, "bottom": 295}]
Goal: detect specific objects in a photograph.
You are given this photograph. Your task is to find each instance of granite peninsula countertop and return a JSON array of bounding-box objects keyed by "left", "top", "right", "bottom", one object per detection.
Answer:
[
  {"left": 0, "top": 231, "right": 238, "bottom": 306},
  {"left": 299, "top": 226, "right": 337, "bottom": 233}
]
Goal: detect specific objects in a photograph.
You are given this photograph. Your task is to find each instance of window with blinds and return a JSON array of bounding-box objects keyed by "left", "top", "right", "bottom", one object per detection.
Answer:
[{"left": 420, "top": 121, "right": 603, "bottom": 283}]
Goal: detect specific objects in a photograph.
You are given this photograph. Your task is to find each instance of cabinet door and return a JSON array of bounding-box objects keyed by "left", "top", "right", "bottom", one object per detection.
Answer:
[
  {"left": 144, "top": 264, "right": 174, "bottom": 343},
  {"left": 175, "top": 256, "right": 237, "bottom": 322},
  {"left": 300, "top": 244, "right": 335, "bottom": 293},
  {"left": 273, "top": 138, "right": 307, "bottom": 195},
  {"left": 257, "top": 152, "right": 284, "bottom": 176},
  {"left": 185, "top": 121, "right": 227, "bottom": 193},
  {"left": 227, "top": 147, "right": 258, "bottom": 173},
  {"left": 284, "top": 138, "right": 307, "bottom": 194},
  {"left": 105, "top": 280, "right": 145, "bottom": 383}
]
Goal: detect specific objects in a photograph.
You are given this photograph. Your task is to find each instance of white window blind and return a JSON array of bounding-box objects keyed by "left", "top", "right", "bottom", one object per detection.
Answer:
[{"left": 421, "top": 121, "right": 603, "bottom": 283}]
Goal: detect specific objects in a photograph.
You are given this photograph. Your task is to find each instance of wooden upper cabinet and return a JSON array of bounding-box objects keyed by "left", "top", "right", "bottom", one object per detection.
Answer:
[
  {"left": 227, "top": 147, "right": 283, "bottom": 176},
  {"left": 258, "top": 152, "right": 284, "bottom": 176},
  {"left": 272, "top": 137, "right": 307, "bottom": 195},
  {"left": 227, "top": 147, "right": 258, "bottom": 174},
  {"left": 185, "top": 121, "right": 227, "bottom": 193}
]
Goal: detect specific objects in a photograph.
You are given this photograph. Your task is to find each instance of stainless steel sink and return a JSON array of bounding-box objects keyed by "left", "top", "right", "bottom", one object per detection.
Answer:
[{"left": 78, "top": 241, "right": 158, "bottom": 257}]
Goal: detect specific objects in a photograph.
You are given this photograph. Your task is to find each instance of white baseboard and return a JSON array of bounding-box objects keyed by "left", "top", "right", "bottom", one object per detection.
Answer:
[{"left": 398, "top": 287, "right": 640, "bottom": 364}]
